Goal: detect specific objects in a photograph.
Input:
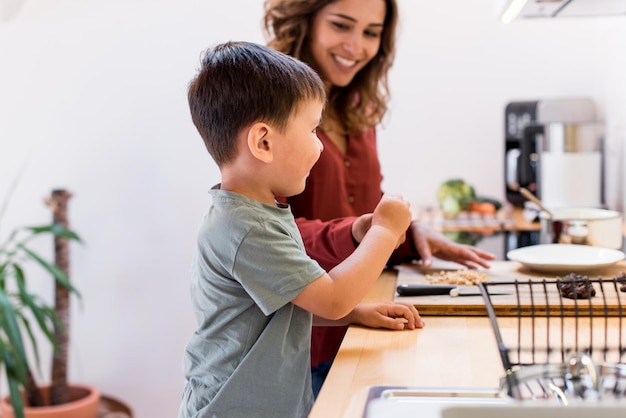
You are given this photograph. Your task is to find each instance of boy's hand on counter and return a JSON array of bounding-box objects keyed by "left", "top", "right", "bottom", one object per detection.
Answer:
[{"left": 345, "top": 302, "right": 425, "bottom": 330}]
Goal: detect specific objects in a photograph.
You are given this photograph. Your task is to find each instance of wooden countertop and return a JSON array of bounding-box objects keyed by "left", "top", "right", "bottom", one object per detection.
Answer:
[
  {"left": 308, "top": 263, "right": 626, "bottom": 418},
  {"left": 308, "top": 269, "right": 504, "bottom": 418},
  {"left": 394, "top": 261, "right": 626, "bottom": 316}
]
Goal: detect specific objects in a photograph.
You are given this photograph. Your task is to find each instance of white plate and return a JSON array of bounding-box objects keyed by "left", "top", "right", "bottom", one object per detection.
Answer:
[{"left": 507, "top": 244, "right": 625, "bottom": 273}]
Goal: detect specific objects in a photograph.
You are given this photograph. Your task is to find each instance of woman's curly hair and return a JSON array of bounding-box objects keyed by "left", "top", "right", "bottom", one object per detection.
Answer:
[{"left": 263, "top": 0, "right": 398, "bottom": 135}]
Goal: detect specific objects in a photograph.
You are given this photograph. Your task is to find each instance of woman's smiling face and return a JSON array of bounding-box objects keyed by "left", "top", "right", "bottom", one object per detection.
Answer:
[{"left": 308, "top": 0, "right": 386, "bottom": 89}]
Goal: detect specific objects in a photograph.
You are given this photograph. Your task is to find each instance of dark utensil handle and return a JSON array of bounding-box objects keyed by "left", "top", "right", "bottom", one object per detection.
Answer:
[{"left": 396, "top": 284, "right": 456, "bottom": 296}]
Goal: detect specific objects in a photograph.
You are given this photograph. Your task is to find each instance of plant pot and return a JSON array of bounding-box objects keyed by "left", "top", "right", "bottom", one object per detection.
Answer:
[
  {"left": 0, "top": 384, "right": 100, "bottom": 418},
  {"left": 98, "top": 394, "right": 133, "bottom": 417}
]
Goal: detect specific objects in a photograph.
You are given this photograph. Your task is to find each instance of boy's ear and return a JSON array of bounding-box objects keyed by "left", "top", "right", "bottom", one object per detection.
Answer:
[{"left": 247, "top": 122, "right": 273, "bottom": 163}]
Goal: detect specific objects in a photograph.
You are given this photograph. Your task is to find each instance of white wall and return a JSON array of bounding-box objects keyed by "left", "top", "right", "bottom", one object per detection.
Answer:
[
  {"left": 0, "top": 1, "right": 624, "bottom": 417},
  {"left": 380, "top": 1, "right": 625, "bottom": 210}
]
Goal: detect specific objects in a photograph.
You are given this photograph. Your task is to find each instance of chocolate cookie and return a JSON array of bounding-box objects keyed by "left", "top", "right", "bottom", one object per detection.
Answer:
[
  {"left": 557, "top": 273, "right": 596, "bottom": 299},
  {"left": 616, "top": 272, "right": 626, "bottom": 293}
]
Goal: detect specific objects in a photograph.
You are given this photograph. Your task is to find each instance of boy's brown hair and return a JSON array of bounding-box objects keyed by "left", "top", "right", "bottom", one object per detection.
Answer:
[{"left": 188, "top": 41, "right": 326, "bottom": 167}]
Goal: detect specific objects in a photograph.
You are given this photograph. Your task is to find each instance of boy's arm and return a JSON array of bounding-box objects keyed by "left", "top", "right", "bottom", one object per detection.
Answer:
[
  {"left": 294, "top": 216, "right": 358, "bottom": 271},
  {"left": 295, "top": 212, "right": 418, "bottom": 271},
  {"left": 292, "top": 195, "right": 412, "bottom": 320}
]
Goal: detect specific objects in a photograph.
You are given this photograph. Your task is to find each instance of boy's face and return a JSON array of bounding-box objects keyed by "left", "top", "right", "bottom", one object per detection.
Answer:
[{"left": 271, "top": 98, "right": 324, "bottom": 198}]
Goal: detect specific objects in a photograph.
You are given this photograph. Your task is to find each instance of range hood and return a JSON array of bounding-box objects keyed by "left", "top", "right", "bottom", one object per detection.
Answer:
[{"left": 501, "top": 0, "right": 626, "bottom": 23}]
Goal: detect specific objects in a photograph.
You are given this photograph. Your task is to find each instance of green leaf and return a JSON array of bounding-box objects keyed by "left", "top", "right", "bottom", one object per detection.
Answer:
[
  {"left": 4, "top": 354, "right": 26, "bottom": 418},
  {"left": 8, "top": 378, "right": 26, "bottom": 418},
  {"left": 18, "top": 297, "right": 58, "bottom": 349},
  {"left": 25, "top": 224, "right": 82, "bottom": 242},
  {"left": 16, "top": 310, "right": 49, "bottom": 375},
  {"left": 0, "top": 343, "right": 26, "bottom": 418},
  {"left": 0, "top": 292, "right": 29, "bottom": 383},
  {"left": 12, "top": 263, "right": 26, "bottom": 291},
  {"left": 16, "top": 245, "right": 80, "bottom": 297},
  {"left": 0, "top": 262, "right": 8, "bottom": 289}
]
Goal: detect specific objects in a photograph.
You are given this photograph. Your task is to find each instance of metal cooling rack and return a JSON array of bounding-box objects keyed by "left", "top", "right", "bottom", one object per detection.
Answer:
[{"left": 479, "top": 275, "right": 626, "bottom": 403}]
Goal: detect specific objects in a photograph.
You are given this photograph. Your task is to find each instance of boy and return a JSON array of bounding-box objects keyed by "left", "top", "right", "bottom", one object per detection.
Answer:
[{"left": 179, "top": 41, "right": 412, "bottom": 418}]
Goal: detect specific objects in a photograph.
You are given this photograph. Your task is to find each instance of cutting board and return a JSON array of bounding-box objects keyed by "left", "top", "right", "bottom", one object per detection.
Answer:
[{"left": 394, "top": 260, "right": 626, "bottom": 316}]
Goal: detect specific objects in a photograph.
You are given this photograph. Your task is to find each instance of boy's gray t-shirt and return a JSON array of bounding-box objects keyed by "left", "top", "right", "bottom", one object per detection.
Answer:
[{"left": 180, "top": 188, "right": 326, "bottom": 418}]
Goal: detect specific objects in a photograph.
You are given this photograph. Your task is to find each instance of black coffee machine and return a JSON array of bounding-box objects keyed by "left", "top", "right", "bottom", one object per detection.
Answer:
[{"left": 504, "top": 98, "right": 596, "bottom": 206}]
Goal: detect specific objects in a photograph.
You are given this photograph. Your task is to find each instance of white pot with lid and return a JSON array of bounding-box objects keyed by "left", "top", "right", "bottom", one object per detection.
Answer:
[{"left": 539, "top": 208, "right": 623, "bottom": 250}]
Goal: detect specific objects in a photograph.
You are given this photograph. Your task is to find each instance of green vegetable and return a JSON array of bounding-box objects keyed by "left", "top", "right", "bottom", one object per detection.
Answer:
[
  {"left": 437, "top": 178, "right": 476, "bottom": 217},
  {"left": 443, "top": 231, "right": 484, "bottom": 246}
]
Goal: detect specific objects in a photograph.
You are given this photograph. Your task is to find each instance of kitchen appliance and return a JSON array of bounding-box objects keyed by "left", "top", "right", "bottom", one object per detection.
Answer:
[
  {"left": 505, "top": 99, "right": 597, "bottom": 206},
  {"left": 530, "top": 122, "right": 605, "bottom": 209}
]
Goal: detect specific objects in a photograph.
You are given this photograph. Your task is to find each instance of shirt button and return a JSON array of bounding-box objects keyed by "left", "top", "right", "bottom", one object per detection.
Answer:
[
  {"left": 348, "top": 195, "right": 355, "bottom": 204},
  {"left": 344, "top": 160, "right": 351, "bottom": 168}
]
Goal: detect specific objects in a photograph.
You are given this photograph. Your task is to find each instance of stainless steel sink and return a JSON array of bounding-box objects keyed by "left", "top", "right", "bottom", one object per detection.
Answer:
[
  {"left": 370, "top": 386, "right": 505, "bottom": 402},
  {"left": 441, "top": 404, "right": 626, "bottom": 418},
  {"left": 364, "top": 386, "right": 626, "bottom": 418},
  {"left": 364, "top": 386, "right": 510, "bottom": 418}
]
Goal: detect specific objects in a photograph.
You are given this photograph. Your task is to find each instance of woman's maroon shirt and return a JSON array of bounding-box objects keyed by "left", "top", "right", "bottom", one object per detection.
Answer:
[{"left": 285, "top": 128, "right": 416, "bottom": 367}]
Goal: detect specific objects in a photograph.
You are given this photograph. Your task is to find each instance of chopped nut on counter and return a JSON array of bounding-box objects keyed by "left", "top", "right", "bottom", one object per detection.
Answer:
[{"left": 425, "top": 269, "right": 488, "bottom": 286}]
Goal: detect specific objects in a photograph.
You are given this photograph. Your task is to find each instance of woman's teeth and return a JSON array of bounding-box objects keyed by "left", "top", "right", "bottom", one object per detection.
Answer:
[{"left": 334, "top": 55, "right": 357, "bottom": 67}]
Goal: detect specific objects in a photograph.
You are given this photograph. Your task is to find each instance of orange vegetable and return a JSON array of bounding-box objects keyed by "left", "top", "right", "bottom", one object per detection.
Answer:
[{"left": 467, "top": 201, "right": 496, "bottom": 215}]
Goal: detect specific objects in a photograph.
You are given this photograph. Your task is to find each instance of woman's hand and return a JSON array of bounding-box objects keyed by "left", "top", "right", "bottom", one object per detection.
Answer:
[
  {"left": 410, "top": 221, "right": 495, "bottom": 269},
  {"left": 344, "top": 301, "right": 425, "bottom": 330},
  {"left": 351, "top": 213, "right": 373, "bottom": 245}
]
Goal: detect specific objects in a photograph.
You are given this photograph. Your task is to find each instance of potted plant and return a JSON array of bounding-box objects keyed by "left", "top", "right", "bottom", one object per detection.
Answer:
[{"left": 0, "top": 188, "right": 100, "bottom": 418}]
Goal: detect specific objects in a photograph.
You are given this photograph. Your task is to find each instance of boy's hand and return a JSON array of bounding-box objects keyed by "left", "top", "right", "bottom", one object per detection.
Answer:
[
  {"left": 371, "top": 194, "right": 412, "bottom": 245},
  {"left": 346, "top": 302, "right": 425, "bottom": 330}
]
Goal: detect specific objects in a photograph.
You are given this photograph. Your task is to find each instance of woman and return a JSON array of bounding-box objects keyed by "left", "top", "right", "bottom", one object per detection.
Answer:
[{"left": 263, "top": 0, "right": 495, "bottom": 396}]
